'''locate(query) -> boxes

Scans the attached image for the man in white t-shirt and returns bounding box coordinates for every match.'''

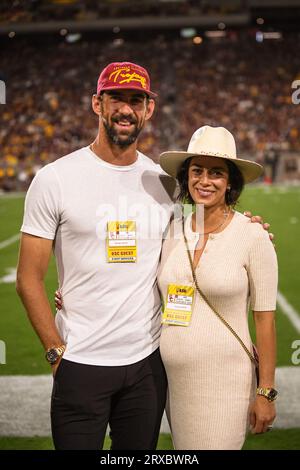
[16,62,176,450]
[16,61,272,450]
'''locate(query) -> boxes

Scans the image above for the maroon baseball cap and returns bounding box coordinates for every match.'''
[97,61,157,98]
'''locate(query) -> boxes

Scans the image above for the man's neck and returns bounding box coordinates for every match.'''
[91,134,138,166]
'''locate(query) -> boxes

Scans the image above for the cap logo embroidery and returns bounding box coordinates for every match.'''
[109,67,147,89]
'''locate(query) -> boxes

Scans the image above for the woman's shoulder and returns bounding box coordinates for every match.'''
[234,210,271,242]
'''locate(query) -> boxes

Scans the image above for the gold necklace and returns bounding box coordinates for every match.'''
[195,210,230,236]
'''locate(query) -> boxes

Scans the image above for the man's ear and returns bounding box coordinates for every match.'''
[92,94,101,116]
[145,98,155,121]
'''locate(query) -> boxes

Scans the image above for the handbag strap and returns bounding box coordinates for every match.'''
[182,217,257,365]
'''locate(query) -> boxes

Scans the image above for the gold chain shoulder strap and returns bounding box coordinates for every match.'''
[182,217,257,365]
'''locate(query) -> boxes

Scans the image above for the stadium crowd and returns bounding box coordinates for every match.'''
[0,0,236,24]
[0,32,299,191]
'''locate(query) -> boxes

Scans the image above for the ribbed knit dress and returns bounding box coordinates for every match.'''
[157,211,278,450]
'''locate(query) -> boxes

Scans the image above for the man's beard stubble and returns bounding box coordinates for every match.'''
[102,114,143,148]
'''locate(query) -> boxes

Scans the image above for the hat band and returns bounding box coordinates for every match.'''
[189,150,235,159]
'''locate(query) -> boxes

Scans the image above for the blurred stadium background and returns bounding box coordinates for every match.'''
[0,0,300,450]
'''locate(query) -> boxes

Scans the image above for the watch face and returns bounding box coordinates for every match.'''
[46,349,59,364]
[268,389,278,401]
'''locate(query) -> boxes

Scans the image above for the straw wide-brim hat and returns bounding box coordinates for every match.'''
[159,126,263,184]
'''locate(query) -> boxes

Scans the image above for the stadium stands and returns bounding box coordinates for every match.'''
[0,31,299,190]
[0,0,240,24]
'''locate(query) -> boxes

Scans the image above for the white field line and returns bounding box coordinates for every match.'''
[277,291,300,334]
[0,234,20,250]
[0,192,25,199]
[0,268,17,284]
[0,367,299,436]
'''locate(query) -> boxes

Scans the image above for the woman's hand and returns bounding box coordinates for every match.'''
[55,289,63,310]
[249,396,276,434]
[243,211,274,243]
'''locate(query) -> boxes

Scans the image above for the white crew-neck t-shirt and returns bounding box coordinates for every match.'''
[21,146,175,365]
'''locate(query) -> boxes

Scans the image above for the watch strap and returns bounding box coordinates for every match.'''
[256,387,278,402]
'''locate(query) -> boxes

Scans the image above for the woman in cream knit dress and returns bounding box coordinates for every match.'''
[158,126,278,450]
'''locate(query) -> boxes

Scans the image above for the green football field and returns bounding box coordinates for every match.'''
[0,185,300,450]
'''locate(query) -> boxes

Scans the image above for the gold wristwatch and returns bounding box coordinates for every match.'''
[45,345,66,365]
[256,387,278,402]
